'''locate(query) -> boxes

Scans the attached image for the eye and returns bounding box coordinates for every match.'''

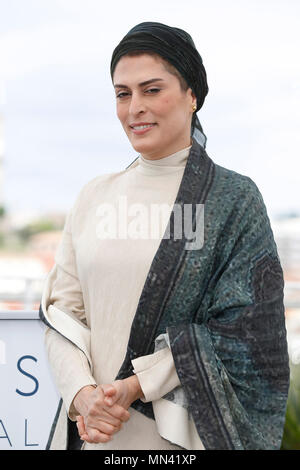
[146,88,161,94]
[116,88,161,99]
[116,92,130,99]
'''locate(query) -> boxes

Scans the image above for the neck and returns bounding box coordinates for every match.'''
[141,136,192,161]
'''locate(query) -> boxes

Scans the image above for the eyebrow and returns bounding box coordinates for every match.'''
[114,78,165,89]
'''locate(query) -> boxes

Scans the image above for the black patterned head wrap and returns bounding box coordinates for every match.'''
[110,21,209,148]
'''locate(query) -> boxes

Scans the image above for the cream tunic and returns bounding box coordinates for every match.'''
[44,145,192,450]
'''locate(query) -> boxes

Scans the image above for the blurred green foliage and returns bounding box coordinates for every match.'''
[281,361,300,449]
[17,220,61,242]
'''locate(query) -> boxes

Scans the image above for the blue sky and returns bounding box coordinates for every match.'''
[0,0,299,220]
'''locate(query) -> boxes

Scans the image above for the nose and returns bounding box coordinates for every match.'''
[128,90,145,116]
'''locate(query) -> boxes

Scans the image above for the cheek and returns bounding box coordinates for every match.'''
[157,97,188,126]
[161,96,173,108]
[154,97,176,118]
[116,104,127,124]
[157,92,186,114]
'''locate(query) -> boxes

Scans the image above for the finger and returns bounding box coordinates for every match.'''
[102,383,117,397]
[101,384,118,406]
[76,416,86,437]
[92,409,122,428]
[85,413,121,436]
[94,384,118,408]
[92,420,119,436]
[86,427,112,444]
[104,396,115,406]
[76,416,90,442]
[105,403,131,422]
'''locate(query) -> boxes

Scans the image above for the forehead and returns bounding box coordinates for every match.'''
[113,53,170,84]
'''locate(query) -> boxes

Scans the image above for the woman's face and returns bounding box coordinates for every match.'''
[113,53,196,159]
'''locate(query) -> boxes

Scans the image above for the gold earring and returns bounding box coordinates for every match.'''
[192,104,197,112]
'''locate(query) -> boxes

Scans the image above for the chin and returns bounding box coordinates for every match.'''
[129,138,159,156]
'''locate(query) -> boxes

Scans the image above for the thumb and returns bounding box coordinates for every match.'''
[101,383,118,405]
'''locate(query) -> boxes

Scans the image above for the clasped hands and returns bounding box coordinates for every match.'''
[73,375,144,444]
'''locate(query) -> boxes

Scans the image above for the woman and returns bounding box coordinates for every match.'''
[40,22,290,450]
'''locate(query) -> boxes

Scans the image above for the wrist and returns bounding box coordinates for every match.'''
[126,375,145,402]
[73,384,97,415]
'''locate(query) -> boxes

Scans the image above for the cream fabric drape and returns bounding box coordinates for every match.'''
[43,145,203,449]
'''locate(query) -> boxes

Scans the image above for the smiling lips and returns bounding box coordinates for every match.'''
[130,122,157,134]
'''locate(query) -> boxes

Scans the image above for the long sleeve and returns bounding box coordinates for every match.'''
[131,347,181,403]
[40,144,199,451]
[45,327,96,420]
[42,209,97,420]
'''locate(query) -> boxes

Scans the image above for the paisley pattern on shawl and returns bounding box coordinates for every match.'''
[40,138,289,450]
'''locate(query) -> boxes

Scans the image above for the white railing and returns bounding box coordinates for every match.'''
[0,276,45,312]
[284,281,300,308]
[0,310,39,319]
